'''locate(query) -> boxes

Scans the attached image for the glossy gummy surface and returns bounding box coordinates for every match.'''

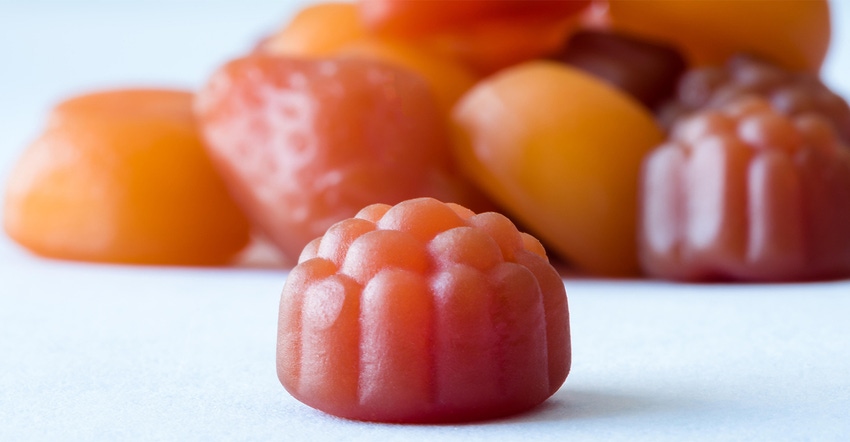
[452,61,664,277]
[358,0,591,74]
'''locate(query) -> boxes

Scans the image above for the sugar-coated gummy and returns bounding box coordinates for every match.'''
[277,198,570,423]
[196,56,486,266]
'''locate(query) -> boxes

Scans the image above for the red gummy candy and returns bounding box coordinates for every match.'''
[277,198,571,423]
[553,30,687,110]
[641,97,850,281]
[196,55,485,265]
[659,54,850,144]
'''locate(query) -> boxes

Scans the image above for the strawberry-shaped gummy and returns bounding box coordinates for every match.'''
[640,97,850,282]
[278,198,570,423]
[659,54,850,144]
[552,30,687,110]
[196,55,486,266]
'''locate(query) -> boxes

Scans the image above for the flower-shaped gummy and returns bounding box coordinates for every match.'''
[278,197,570,423]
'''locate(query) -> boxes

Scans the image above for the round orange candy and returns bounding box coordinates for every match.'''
[3,89,251,265]
[278,197,570,423]
[606,0,831,73]
[452,61,664,277]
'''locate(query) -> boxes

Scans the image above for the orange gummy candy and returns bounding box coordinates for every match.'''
[278,197,570,423]
[257,2,479,116]
[258,2,367,57]
[3,89,251,265]
[452,61,664,277]
[607,0,831,73]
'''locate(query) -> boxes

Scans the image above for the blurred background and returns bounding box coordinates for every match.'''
[0,0,848,234]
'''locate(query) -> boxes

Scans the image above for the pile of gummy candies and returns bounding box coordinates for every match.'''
[6,0,848,282]
[3,0,850,423]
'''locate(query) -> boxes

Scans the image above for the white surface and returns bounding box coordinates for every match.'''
[2,2,850,441]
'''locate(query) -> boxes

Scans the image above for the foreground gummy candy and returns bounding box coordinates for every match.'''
[277,198,570,423]
[3,89,251,265]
